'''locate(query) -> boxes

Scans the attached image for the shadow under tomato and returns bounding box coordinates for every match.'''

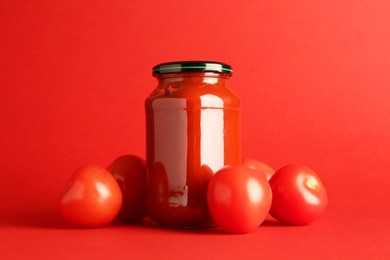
[133,220,289,235]
[123,217,226,235]
[262,219,284,226]
[261,218,312,228]
[1,206,70,229]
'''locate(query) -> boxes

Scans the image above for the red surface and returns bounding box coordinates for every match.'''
[1,0,389,259]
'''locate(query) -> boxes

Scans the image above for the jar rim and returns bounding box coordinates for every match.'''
[153,61,232,77]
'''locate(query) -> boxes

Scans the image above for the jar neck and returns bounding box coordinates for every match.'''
[155,72,230,85]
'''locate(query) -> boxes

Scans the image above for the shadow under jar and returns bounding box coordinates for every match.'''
[145,61,241,227]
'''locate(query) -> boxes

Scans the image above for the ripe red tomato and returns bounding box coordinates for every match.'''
[269,164,328,225]
[107,155,147,223]
[59,165,123,228]
[207,165,272,233]
[242,158,275,181]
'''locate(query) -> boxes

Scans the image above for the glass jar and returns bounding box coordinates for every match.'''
[145,61,241,227]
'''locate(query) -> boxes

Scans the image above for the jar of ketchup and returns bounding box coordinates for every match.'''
[145,61,241,227]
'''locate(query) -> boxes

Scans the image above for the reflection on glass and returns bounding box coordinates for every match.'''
[152,98,188,206]
[200,94,225,172]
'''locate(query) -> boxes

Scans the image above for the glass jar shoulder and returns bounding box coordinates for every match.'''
[146,78,240,110]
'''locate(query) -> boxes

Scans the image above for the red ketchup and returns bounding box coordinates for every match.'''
[145,61,241,227]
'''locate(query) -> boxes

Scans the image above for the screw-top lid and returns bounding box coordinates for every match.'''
[153,61,233,76]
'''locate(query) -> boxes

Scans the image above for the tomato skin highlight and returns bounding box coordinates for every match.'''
[207,165,272,234]
[107,155,147,223]
[59,165,123,228]
[269,164,328,225]
[242,159,275,181]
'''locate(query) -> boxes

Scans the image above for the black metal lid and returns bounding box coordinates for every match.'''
[153,61,233,76]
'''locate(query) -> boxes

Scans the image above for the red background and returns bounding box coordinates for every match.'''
[1,0,389,259]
